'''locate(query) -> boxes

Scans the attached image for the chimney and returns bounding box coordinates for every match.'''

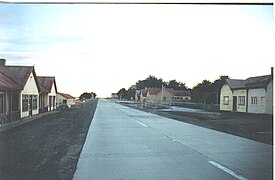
[0,59,6,66]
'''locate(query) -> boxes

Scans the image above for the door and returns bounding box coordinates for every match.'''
[29,95,33,116]
[260,97,266,113]
[233,96,237,112]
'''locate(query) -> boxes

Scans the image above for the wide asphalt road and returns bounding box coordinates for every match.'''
[73,99,272,180]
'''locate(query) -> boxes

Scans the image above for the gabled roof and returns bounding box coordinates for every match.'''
[245,75,272,89]
[0,65,40,91]
[58,92,75,99]
[225,74,272,90]
[0,72,21,90]
[37,76,57,93]
[147,88,161,95]
[225,79,246,89]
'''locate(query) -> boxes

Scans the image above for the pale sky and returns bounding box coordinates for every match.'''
[0,3,274,97]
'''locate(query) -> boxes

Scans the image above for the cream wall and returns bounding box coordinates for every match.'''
[48,84,57,111]
[21,72,39,118]
[233,89,247,113]
[146,90,173,104]
[220,84,247,113]
[247,88,266,114]
[220,84,233,111]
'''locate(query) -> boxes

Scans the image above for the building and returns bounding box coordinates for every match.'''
[57,92,75,108]
[172,90,191,102]
[135,89,147,102]
[220,69,273,114]
[145,87,191,104]
[0,59,40,124]
[37,76,58,113]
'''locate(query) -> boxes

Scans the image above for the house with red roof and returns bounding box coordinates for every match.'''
[57,92,76,108]
[37,76,57,113]
[0,59,40,124]
[146,87,191,104]
[220,68,273,114]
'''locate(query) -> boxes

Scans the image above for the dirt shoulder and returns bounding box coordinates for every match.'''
[122,102,273,145]
[0,99,98,180]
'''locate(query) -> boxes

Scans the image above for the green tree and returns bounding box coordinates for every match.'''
[117,88,127,99]
[80,92,96,99]
[166,80,188,90]
[191,76,229,104]
[135,75,164,89]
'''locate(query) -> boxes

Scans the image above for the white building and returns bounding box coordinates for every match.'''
[220,69,273,114]
[57,92,75,108]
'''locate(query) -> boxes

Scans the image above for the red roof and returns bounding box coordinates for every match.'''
[147,88,161,95]
[0,72,21,90]
[58,92,75,99]
[37,76,56,93]
[0,65,39,91]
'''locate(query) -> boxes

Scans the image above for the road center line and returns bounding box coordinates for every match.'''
[208,161,247,180]
[136,120,148,128]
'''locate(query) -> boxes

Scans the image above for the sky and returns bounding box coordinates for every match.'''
[0,3,274,97]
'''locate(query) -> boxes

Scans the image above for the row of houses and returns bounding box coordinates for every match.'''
[115,68,273,115]
[0,59,76,125]
[135,87,191,104]
[220,68,273,114]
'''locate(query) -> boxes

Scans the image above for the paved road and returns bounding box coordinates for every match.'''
[73,99,272,180]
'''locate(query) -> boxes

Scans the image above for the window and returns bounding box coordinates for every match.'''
[238,96,245,106]
[251,97,257,105]
[32,95,38,110]
[223,96,229,105]
[22,95,28,112]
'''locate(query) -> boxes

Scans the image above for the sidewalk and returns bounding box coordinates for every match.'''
[0,111,58,133]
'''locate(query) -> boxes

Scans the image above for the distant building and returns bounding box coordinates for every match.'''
[220,68,273,114]
[57,92,75,108]
[137,87,191,104]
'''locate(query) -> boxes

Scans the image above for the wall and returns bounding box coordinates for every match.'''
[219,84,233,111]
[266,80,273,114]
[247,88,266,114]
[48,83,57,111]
[232,89,247,113]
[21,72,39,118]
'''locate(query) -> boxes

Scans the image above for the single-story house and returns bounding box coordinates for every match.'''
[57,92,76,108]
[220,69,273,114]
[172,90,191,102]
[37,76,57,113]
[0,59,40,124]
[145,87,191,104]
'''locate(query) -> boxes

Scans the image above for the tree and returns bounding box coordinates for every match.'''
[166,80,188,90]
[135,75,164,89]
[191,76,229,104]
[117,88,127,99]
[80,92,97,99]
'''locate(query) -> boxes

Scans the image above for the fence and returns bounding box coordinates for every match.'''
[171,102,220,111]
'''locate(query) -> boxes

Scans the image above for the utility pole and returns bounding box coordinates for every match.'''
[161,84,164,104]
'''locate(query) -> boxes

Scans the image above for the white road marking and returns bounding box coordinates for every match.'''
[208,161,248,180]
[136,120,148,128]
